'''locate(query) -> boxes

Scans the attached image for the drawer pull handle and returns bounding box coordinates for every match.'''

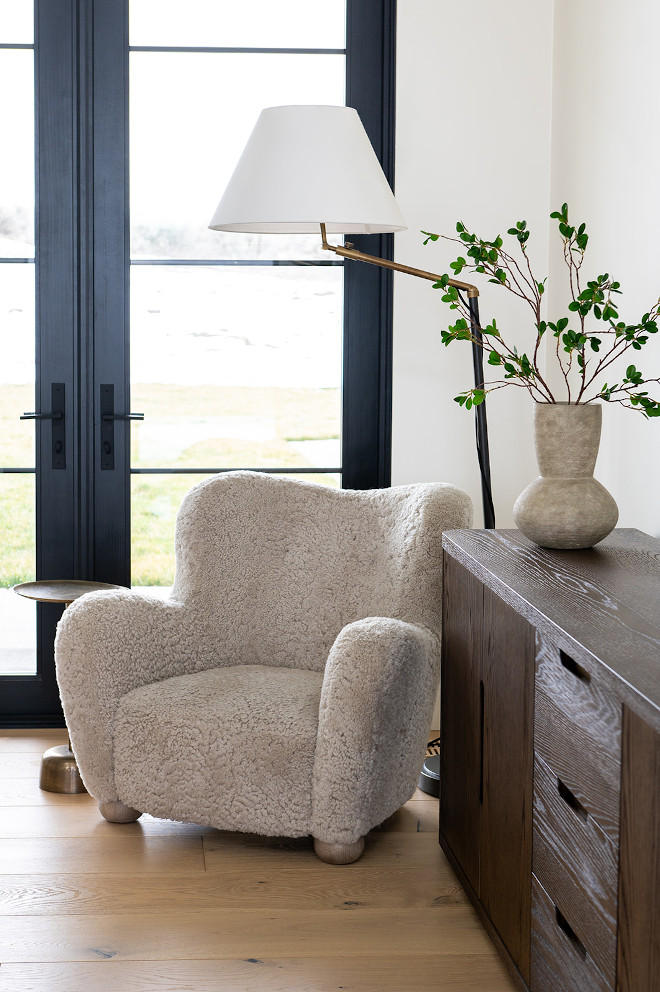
[560,650,591,684]
[557,777,588,822]
[555,906,587,959]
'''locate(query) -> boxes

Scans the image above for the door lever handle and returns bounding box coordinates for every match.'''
[19,383,66,469]
[101,412,144,421]
[20,411,63,420]
[100,384,143,470]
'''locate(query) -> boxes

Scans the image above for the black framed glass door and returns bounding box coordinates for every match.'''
[0,0,396,726]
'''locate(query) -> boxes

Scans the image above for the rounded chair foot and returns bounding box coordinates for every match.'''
[99,800,142,823]
[314,836,365,864]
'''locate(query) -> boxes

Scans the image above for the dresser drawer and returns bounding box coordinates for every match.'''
[531,874,613,992]
[533,752,618,983]
[535,631,621,842]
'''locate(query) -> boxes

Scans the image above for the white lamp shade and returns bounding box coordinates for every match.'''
[208,105,407,235]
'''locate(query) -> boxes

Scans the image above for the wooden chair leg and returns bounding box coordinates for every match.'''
[314,836,365,864]
[99,800,142,823]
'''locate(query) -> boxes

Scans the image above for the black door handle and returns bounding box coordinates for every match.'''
[20,411,63,421]
[100,384,144,470]
[20,383,66,469]
[102,412,144,421]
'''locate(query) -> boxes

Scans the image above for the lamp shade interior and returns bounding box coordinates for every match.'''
[208,104,406,235]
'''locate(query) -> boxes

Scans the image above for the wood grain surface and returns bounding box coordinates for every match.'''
[535,630,621,843]
[443,529,660,729]
[480,586,534,983]
[617,706,660,992]
[440,553,482,893]
[442,530,660,992]
[0,730,517,992]
[0,955,516,992]
[532,753,617,983]
[530,874,611,992]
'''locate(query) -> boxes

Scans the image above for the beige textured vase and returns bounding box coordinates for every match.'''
[513,402,618,550]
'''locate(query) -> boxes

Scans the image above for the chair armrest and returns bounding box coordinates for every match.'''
[311,616,440,845]
[54,590,211,801]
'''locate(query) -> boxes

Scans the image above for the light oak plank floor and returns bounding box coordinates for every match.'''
[0,730,516,992]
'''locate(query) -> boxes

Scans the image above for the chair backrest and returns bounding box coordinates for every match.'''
[171,471,472,671]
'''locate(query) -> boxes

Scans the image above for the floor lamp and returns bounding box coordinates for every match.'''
[208,105,496,795]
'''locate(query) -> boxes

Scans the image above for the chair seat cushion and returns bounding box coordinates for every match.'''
[114,664,324,836]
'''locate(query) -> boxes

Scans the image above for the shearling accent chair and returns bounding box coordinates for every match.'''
[55,471,472,863]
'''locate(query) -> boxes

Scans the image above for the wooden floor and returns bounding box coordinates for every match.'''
[0,730,516,992]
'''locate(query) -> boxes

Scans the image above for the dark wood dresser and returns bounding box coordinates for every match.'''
[439,528,660,992]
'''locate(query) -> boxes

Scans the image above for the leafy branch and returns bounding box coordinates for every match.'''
[423,204,660,418]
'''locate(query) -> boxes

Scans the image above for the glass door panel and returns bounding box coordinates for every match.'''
[129,19,346,594]
[0,48,34,254]
[0,30,35,677]
[2,0,80,722]
[129,52,345,258]
[130,265,342,468]
[129,0,346,49]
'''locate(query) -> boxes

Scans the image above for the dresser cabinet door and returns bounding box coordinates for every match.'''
[441,554,535,983]
[617,706,660,992]
[440,554,482,894]
[481,587,535,984]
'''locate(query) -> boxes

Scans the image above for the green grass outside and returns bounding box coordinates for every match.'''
[1,383,340,587]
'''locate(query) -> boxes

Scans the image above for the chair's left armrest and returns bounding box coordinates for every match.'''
[310,616,440,845]
[54,590,210,801]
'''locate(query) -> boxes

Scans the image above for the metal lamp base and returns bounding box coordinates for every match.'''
[39,744,87,794]
[417,753,440,797]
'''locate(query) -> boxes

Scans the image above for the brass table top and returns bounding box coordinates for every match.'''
[12,579,125,605]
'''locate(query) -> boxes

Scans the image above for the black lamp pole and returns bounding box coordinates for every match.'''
[468,296,496,529]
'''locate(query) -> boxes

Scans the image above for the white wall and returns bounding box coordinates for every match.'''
[393,0,555,527]
[548,0,660,538]
[394,0,660,539]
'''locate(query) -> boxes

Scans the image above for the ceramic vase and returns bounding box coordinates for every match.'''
[513,402,618,550]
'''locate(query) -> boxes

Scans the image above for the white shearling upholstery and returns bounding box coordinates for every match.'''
[55,471,472,850]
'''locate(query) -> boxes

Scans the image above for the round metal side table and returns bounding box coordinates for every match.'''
[12,579,125,794]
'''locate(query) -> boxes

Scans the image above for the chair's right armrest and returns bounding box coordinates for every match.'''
[54,589,208,801]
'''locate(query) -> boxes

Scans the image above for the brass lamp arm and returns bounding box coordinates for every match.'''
[319,223,479,299]
[319,223,495,530]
